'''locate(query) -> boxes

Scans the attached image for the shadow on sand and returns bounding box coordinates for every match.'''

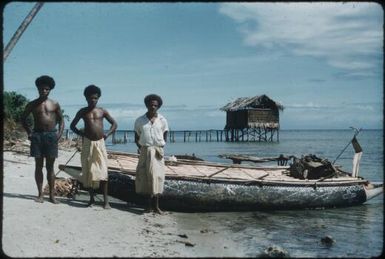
[3,192,145,214]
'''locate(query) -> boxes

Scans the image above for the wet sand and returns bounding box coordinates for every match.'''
[2,148,243,257]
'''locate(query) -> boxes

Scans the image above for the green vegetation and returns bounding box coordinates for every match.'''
[3,91,31,140]
[4,91,30,122]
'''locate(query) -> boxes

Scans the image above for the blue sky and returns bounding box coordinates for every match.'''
[3,2,383,130]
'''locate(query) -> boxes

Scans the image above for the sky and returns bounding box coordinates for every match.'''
[3,2,383,130]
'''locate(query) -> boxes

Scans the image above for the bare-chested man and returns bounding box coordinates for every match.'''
[70,85,117,209]
[22,75,64,204]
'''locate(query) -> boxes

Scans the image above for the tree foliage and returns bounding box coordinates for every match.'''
[3,91,31,140]
[3,91,30,122]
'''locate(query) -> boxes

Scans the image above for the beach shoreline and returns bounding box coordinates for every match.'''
[2,148,244,257]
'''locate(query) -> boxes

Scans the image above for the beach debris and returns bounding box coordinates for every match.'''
[178,234,188,239]
[153,223,164,228]
[142,228,156,235]
[43,178,79,198]
[321,235,335,246]
[259,245,290,258]
[3,139,30,154]
[176,240,195,247]
[200,228,217,234]
[58,138,81,151]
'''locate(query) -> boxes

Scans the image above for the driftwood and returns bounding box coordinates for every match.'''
[219,153,293,165]
[3,140,30,155]
[43,177,79,198]
[174,154,203,161]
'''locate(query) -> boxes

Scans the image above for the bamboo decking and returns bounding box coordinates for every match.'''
[103,151,364,185]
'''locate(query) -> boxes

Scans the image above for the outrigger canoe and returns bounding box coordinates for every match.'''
[59,150,383,212]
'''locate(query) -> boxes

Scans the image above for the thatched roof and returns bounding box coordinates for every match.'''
[220,94,284,112]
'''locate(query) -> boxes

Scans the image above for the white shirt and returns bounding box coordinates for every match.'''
[134,113,169,147]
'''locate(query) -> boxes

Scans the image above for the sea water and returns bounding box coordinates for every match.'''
[107,129,383,257]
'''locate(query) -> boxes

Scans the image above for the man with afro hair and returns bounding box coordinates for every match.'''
[70,85,117,209]
[21,75,64,204]
[134,94,169,214]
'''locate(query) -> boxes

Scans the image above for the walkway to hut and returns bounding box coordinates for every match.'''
[63,129,279,143]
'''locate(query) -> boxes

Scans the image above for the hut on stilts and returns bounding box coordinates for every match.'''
[220,94,284,142]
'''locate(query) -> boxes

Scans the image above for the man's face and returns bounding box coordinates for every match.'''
[38,85,51,98]
[147,100,159,114]
[86,93,99,108]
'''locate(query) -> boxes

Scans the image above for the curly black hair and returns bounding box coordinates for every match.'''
[35,75,55,89]
[144,94,163,108]
[84,85,101,98]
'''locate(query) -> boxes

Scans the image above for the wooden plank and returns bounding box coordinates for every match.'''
[208,167,229,178]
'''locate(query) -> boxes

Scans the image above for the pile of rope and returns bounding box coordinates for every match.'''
[43,177,79,198]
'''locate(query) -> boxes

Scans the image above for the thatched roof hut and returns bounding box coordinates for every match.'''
[221,95,284,130]
[220,94,284,112]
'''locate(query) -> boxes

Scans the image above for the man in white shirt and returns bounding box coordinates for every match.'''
[134,94,169,214]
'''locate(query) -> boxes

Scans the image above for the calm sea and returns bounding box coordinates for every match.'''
[107,129,383,257]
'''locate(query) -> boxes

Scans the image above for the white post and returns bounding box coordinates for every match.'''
[352,152,362,178]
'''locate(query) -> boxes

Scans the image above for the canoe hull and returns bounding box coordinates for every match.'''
[108,171,371,212]
[61,165,381,212]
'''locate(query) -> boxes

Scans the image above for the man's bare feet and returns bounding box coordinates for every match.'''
[87,199,95,207]
[103,203,111,209]
[143,207,153,213]
[34,196,44,203]
[49,197,60,204]
[154,207,164,215]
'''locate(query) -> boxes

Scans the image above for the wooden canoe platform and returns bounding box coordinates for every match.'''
[104,151,364,185]
[60,150,383,211]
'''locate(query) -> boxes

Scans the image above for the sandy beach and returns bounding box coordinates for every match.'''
[2,146,244,258]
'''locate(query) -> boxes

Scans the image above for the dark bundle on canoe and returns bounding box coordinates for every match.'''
[289,154,340,180]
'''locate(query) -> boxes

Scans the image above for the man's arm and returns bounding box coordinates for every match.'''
[21,102,33,139]
[134,132,141,150]
[163,118,169,144]
[56,102,65,140]
[103,109,118,139]
[70,110,84,137]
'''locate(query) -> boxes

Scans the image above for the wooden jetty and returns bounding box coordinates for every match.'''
[64,129,279,143]
[64,126,282,144]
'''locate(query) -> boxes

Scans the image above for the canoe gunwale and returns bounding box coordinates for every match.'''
[59,164,370,188]
[107,150,289,170]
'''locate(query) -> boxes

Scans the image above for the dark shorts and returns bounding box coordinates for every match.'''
[30,131,58,158]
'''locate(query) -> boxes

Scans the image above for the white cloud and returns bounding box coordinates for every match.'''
[284,101,379,112]
[108,107,146,120]
[219,2,383,77]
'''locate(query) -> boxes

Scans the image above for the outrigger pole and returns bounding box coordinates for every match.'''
[3,2,44,62]
[332,127,362,165]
